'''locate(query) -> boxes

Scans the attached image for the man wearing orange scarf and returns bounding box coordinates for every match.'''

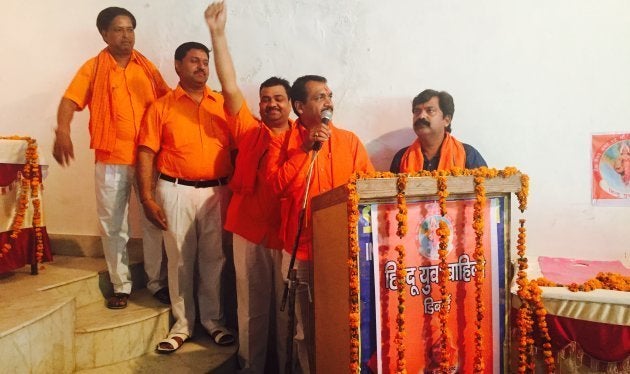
[52,7,170,309]
[390,89,486,173]
[206,2,292,372]
[265,75,374,373]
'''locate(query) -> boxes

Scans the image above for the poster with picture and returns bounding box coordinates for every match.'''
[592,133,630,206]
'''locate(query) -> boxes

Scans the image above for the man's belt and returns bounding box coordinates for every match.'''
[159,173,228,188]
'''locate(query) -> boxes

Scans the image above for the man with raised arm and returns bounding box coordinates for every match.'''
[265,74,375,373]
[206,2,293,372]
[52,7,170,309]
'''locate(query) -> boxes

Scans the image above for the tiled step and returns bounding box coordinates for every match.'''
[74,288,171,371]
[75,326,238,374]
[2,248,237,373]
[0,295,75,373]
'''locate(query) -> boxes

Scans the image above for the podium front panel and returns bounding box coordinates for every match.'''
[312,181,512,373]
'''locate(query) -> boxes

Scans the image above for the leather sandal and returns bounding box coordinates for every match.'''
[210,327,235,346]
[106,293,129,309]
[156,333,188,354]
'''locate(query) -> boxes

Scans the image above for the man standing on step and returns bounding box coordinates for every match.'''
[52,7,170,310]
[137,41,235,353]
[206,2,292,372]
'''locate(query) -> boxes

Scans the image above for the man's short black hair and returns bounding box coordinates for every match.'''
[412,89,455,133]
[260,77,291,98]
[96,7,136,33]
[174,42,210,61]
[290,75,327,116]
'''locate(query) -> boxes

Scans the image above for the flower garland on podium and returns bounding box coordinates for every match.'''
[395,173,408,373]
[345,167,533,373]
[0,136,44,266]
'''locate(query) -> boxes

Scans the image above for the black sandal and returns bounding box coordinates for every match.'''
[107,293,129,309]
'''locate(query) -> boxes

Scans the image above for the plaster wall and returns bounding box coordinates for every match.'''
[2,0,629,261]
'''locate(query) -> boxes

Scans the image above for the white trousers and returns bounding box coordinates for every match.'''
[138,174,167,295]
[95,163,133,294]
[94,163,166,295]
[157,179,229,337]
[281,251,312,374]
[233,234,287,374]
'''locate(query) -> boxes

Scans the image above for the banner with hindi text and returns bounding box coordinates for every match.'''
[359,197,506,373]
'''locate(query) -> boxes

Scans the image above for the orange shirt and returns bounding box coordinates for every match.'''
[265,119,374,260]
[64,51,169,165]
[223,103,292,249]
[138,85,233,180]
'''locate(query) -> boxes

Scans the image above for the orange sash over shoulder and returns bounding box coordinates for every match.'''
[399,133,466,172]
[89,49,165,152]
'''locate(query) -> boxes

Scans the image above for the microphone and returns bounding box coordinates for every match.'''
[313,109,333,151]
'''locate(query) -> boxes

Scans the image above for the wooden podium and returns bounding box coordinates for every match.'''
[310,174,523,373]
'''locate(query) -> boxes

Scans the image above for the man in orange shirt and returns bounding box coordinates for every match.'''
[52,7,170,309]
[137,42,234,353]
[265,75,374,373]
[206,2,292,372]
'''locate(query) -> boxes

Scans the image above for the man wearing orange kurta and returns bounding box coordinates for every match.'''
[265,75,374,373]
[52,7,170,309]
[206,3,292,372]
[389,89,486,173]
[137,42,234,354]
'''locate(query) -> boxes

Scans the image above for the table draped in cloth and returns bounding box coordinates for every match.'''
[0,139,52,273]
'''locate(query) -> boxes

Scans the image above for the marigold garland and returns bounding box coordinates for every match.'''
[515,219,556,373]
[0,136,44,265]
[344,167,534,373]
[394,174,408,373]
[436,175,452,372]
[346,173,361,373]
[472,171,487,373]
[535,273,630,292]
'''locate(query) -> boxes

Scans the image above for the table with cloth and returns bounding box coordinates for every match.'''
[511,256,630,373]
[0,138,52,274]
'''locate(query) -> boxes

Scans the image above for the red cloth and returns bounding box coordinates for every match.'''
[547,314,630,362]
[0,227,53,274]
[0,164,45,188]
[399,133,466,172]
[265,119,374,260]
[223,103,291,250]
[511,308,630,363]
[0,164,22,187]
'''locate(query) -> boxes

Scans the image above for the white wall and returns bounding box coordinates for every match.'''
[2,0,629,261]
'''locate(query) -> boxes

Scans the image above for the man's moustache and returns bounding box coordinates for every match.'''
[414,119,430,127]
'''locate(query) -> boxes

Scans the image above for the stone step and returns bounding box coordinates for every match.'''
[74,288,171,371]
[0,294,75,373]
[75,325,238,374]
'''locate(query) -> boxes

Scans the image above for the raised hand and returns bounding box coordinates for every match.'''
[205,1,227,33]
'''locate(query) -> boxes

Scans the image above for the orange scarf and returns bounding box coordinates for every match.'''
[399,133,466,172]
[229,125,272,195]
[89,49,165,152]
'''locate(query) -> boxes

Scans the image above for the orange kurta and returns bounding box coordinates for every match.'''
[64,49,169,165]
[265,119,374,260]
[223,103,292,250]
[138,85,232,180]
